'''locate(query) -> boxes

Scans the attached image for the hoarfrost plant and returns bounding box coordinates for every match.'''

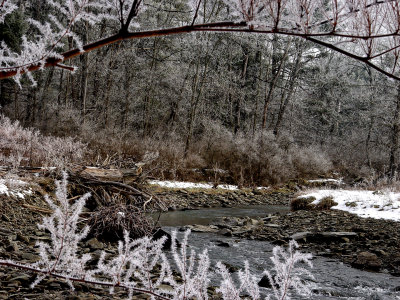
[31,172,92,288]
[216,260,261,299]
[0,173,313,300]
[264,240,314,300]
[0,114,86,168]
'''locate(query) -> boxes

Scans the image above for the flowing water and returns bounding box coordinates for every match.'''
[158,206,400,299]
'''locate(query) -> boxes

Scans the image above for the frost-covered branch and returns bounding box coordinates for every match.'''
[2,0,400,82]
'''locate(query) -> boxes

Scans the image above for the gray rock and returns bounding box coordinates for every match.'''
[185,224,219,233]
[17,233,30,243]
[9,274,30,284]
[21,252,40,262]
[321,232,357,238]
[291,232,312,240]
[214,240,230,247]
[6,242,19,252]
[353,251,382,270]
[264,223,280,228]
[217,228,232,236]
[258,274,274,288]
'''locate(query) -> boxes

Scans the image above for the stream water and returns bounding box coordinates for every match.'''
[158,206,400,299]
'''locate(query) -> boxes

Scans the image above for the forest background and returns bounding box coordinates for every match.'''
[1,0,400,186]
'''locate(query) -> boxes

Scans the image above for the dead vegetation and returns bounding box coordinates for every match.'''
[290,196,338,211]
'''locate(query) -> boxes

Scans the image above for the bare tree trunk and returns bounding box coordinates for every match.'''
[184,57,209,157]
[234,53,249,135]
[261,36,291,129]
[273,41,304,136]
[365,68,375,169]
[143,39,159,136]
[389,83,400,179]
[80,21,89,125]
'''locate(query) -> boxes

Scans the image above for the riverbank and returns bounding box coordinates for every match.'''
[1,175,399,299]
[148,185,293,209]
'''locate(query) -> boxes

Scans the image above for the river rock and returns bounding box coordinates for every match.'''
[321,232,357,239]
[217,228,232,236]
[86,238,104,250]
[6,241,19,252]
[353,251,382,270]
[258,274,278,288]
[290,232,312,241]
[214,240,230,247]
[153,228,176,250]
[185,224,219,233]
[21,252,40,262]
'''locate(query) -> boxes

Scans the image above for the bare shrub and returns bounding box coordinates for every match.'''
[290,197,315,211]
[0,114,86,169]
[314,196,338,210]
[67,118,333,186]
[290,145,333,178]
[197,128,332,186]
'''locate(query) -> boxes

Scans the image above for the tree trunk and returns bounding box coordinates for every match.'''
[234,54,249,135]
[184,57,209,157]
[389,83,400,179]
[261,36,291,129]
[273,41,304,136]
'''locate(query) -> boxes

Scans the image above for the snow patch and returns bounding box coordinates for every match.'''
[0,178,32,199]
[299,189,400,221]
[148,180,239,190]
[0,181,8,194]
[148,180,270,191]
[308,178,343,184]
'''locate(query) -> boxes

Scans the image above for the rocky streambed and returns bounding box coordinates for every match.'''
[185,208,400,277]
[154,186,400,277]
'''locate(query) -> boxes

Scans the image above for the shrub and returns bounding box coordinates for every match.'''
[0,114,86,169]
[290,197,316,211]
[314,196,338,210]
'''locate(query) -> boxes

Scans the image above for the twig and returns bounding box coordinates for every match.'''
[0,260,170,300]
[22,204,52,214]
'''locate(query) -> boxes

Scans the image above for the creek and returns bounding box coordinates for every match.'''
[158,206,400,299]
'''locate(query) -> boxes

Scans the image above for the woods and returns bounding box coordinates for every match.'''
[2,0,400,184]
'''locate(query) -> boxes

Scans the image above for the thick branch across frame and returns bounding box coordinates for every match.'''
[2,0,400,81]
[1,20,400,81]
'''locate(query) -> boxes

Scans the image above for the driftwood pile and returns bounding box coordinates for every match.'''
[68,166,167,240]
[3,164,166,240]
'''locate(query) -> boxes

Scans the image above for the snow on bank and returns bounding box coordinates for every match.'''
[148,180,239,190]
[0,178,32,199]
[299,189,400,221]
[307,178,344,185]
